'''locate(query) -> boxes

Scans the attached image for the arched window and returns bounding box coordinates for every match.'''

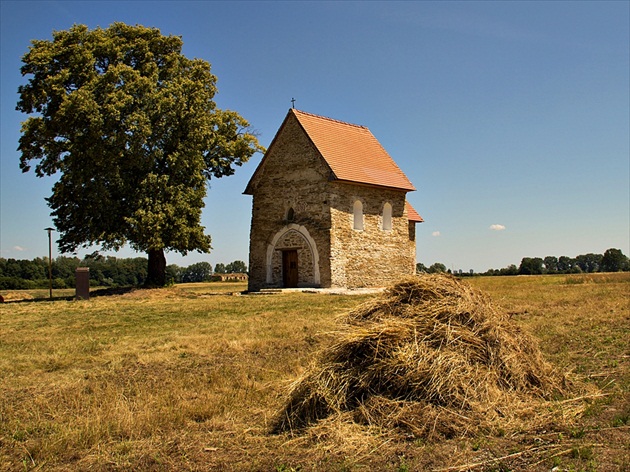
[353,200,363,230]
[286,207,295,222]
[382,202,392,231]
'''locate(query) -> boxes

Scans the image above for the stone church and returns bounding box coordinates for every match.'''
[244,109,422,292]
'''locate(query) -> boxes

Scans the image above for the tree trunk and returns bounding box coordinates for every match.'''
[146,248,167,287]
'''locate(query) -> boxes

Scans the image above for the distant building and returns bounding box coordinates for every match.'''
[214,273,248,282]
[244,109,422,291]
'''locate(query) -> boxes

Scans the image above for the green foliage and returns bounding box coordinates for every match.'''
[225,260,247,273]
[543,256,559,273]
[181,262,213,283]
[422,248,627,277]
[0,256,78,289]
[501,264,519,275]
[518,257,544,275]
[0,276,38,290]
[82,255,148,286]
[0,255,148,288]
[500,249,626,276]
[165,264,183,285]
[0,255,249,288]
[575,253,602,273]
[601,248,629,272]
[416,262,428,273]
[53,256,81,279]
[557,255,575,273]
[427,262,447,273]
[16,23,264,285]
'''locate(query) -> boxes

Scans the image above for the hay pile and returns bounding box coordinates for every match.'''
[273,275,570,439]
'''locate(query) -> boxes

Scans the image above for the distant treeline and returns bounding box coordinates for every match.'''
[418,248,629,276]
[0,255,247,290]
[3,248,626,291]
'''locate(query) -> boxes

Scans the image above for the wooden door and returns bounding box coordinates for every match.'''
[282,250,298,288]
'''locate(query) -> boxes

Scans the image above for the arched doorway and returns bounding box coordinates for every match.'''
[266,224,320,288]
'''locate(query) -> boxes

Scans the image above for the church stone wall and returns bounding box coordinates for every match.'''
[329,183,416,288]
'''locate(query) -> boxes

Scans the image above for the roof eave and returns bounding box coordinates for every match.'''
[331,178,416,193]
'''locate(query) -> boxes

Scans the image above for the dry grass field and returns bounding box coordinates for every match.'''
[1,273,628,471]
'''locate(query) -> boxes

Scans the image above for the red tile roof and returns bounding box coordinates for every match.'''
[292,109,416,192]
[406,201,424,223]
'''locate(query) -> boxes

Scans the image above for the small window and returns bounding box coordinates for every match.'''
[353,200,363,230]
[382,202,392,231]
[286,207,295,222]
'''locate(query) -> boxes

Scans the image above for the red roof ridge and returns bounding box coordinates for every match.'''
[292,109,368,131]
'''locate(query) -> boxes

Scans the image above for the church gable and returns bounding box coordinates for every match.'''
[243,111,331,195]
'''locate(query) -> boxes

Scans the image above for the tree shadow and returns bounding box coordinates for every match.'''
[1,286,136,303]
[2,295,74,304]
[90,286,136,297]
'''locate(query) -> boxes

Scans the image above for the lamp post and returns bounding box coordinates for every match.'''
[45,227,54,300]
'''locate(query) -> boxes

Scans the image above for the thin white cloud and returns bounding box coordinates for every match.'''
[489,224,506,231]
[432,231,441,237]
[13,245,26,251]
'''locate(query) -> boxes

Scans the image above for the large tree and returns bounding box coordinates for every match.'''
[181,261,213,283]
[17,23,263,286]
[601,248,628,272]
[225,260,247,273]
[575,253,602,273]
[518,257,544,275]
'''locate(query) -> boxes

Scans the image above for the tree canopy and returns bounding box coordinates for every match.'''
[17,23,264,286]
[225,260,247,273]
[418,248,628,277]
[601,248,629,272]
[181,262,213,283]
[518,257,544,275]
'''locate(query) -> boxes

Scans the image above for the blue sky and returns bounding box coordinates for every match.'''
[1,1,628,273]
